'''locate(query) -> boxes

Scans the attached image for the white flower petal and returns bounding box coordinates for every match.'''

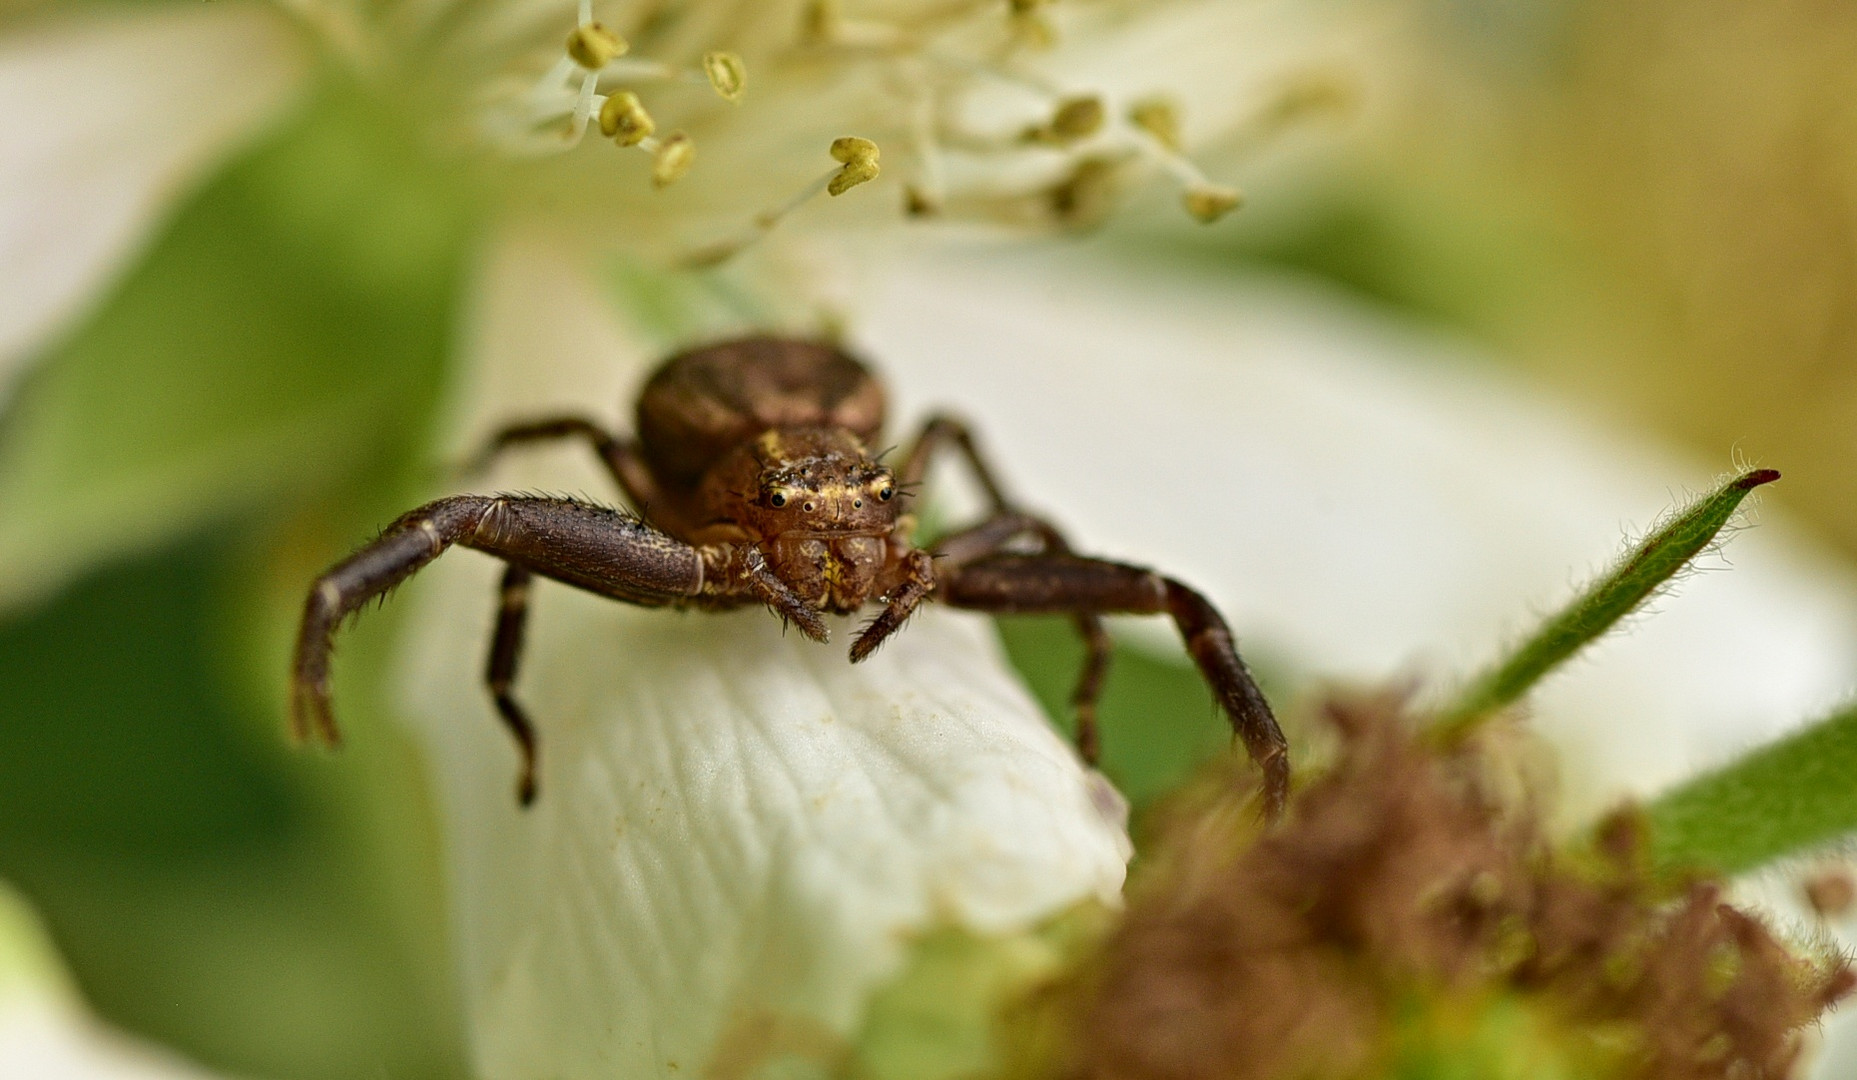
[857,246,1857,825]
[0,3,307,398]
[398,233,1129,1080]
[402,586,1127,1078]
[0,883,233,1080]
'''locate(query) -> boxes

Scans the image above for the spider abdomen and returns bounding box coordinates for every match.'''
[636,336,885,489]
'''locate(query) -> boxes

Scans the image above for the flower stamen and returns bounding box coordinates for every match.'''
[1121,101,1243,224]
[1021,95,1105,146]
[598,91,655,146]
[565,23,626,71]
[703,52,746,101]
[651,133,695,187]
[683,137,882,267]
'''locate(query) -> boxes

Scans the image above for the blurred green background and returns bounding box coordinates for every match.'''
[4,1,1856,1076]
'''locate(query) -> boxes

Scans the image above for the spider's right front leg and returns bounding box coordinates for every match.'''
[292,495,703,803]
[918,510,1116,767]
[936,554,1289,817]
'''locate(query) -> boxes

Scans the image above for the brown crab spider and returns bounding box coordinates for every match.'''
[291,337,1289,815]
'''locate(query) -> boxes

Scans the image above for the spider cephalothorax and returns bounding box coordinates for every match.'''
[291,336,1289,814]
[698,427,904,613]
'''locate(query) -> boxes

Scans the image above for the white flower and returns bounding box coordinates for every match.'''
[0,1,1333,1074]
[398,232,1857,1076]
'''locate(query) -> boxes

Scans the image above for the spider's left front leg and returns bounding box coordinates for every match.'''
[935,554,1290,818]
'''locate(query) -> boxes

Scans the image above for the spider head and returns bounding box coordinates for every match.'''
[741,426,900,540]
[701,425,902,611]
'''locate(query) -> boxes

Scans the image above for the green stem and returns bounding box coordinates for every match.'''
[1433,468,1780,742]
[1645,700,1857,877]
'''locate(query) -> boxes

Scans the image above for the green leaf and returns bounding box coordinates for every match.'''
[1432,467,1780,741]
[994,615,1290,809]
[0,528,465,1080]
[0,78,474,611]
[1643,699,1857,877]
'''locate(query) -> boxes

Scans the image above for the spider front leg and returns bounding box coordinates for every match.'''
[864,510,1115,766]
[896,422,1117,765]
[935,554,1290,818]
[292,495,703,805]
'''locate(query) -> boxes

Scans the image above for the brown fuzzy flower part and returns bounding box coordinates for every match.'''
[1025,694,1852,1080]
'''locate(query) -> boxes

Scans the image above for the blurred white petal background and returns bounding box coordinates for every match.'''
[0,3,306,398]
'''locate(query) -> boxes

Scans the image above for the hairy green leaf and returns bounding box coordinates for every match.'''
[1645,700,1857,877]
[1433,468,1779,741]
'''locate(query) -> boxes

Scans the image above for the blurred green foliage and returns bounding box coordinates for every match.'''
[0,75,475,610]
[0,532,462,1079]
[0,73,476,1078]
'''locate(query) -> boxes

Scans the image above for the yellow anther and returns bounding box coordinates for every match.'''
[1128,97,1182,151]
[1182,183,1242,223]
[1048,96,1104,141]
[565,22,626,70]
[599,91,654,146]
[652,133,695,187]
[1023,96,1103,146]
[903,185,939,217]
[830,136,880,166]
[704,52,746,101]
[828,158,879,196]
[1049,157,1118,225]
[1260,71,1358,130]
[826,137,880,196]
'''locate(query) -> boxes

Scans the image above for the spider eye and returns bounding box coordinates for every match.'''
[768,492,787,508]
[853,498,863,509]
[878,487,895,502]
[803,501,816,513]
